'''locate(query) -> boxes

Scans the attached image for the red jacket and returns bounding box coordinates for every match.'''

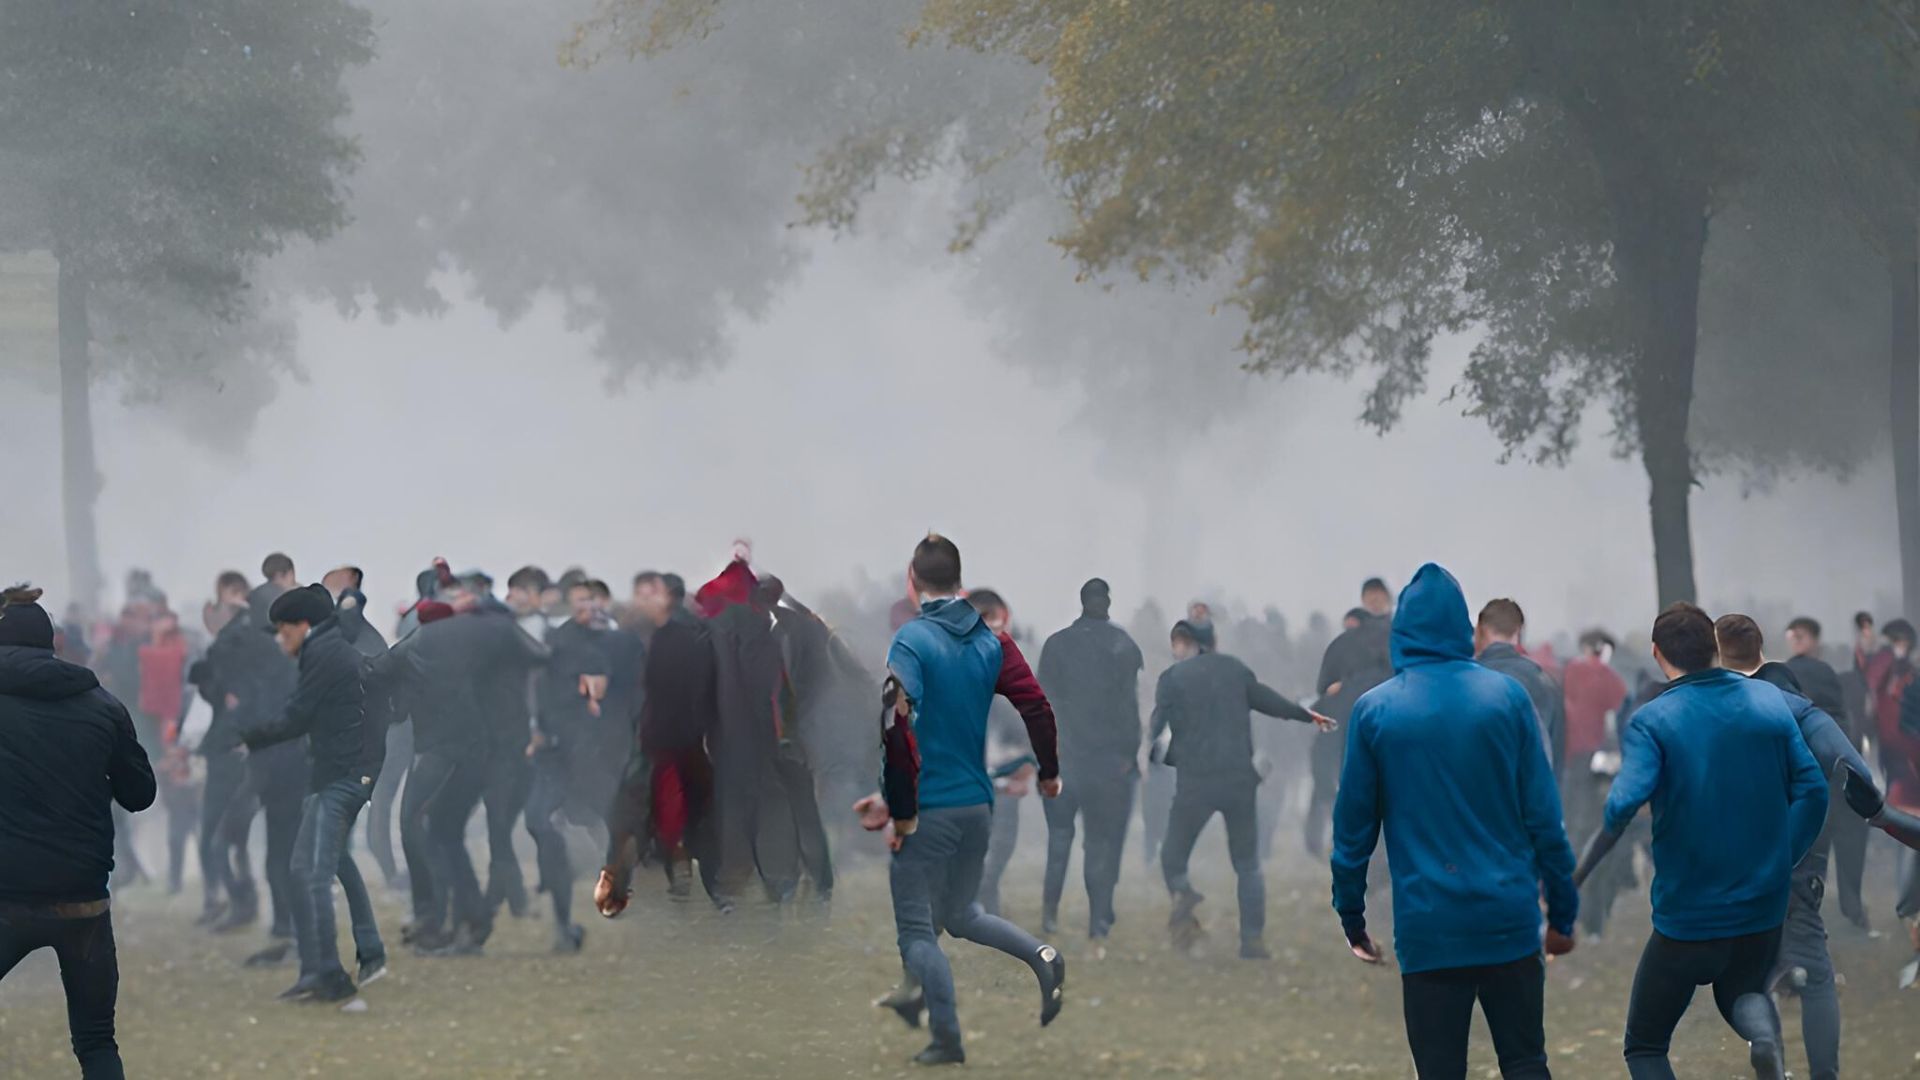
[1561,656,1626,766]
[138,633,188,738]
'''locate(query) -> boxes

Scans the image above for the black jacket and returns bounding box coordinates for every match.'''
[1477,642,1565,773]
[539,619,610,749]
[1151,650,1312,782]
[1037,614,1144,780]
[469,608,551,755]
[640,609,719,754]
[239,619,368,792]
[0,646,156,904]
[1785,654,1849,734]
[1314,615,1393,723]
[190,607,270,757]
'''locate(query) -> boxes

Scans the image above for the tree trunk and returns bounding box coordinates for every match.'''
[1619,195,1711,608]
[1893,217,1920,616]
[57,260,103,615]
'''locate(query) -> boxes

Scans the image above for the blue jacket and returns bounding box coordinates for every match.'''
[886,598,1003,811]
[1604,667,1827,941]
[1330,563,1576,974]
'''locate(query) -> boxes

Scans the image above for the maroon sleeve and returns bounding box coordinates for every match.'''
[996,634,1060,781]
[880,677,921,822]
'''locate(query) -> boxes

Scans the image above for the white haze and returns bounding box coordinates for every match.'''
[2,205,1902,656]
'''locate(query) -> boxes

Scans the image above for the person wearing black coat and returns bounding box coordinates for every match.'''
[1785,616,1872,935]
[238,584,384,1003]
[188,574,263,932]
[223,580,305,963]
[1036,579,1144,942]
[1474,599,1564,769]
[471,595,550,920]
[0,586,155,1080]
[525,583,611,953]
[1305,606,1392,855]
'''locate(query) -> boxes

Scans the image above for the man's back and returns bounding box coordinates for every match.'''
[1605,669,1825,940]
[887,598,1002,810]
[1154,651,1303,780]
[1331,563,1574,974]
[1784,653,1846,722]
[1037,616,1142,777]
[1478,642,1563,769]
[0,646,156,904]
[1315,616,1391,722]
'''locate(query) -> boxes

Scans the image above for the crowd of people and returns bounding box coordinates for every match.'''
[3,536,1920,1077]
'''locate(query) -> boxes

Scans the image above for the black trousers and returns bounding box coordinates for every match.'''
[198,749,253,912]
[1042,772,1135,937]
[402,750,489,938]
[1623,925,1782,1080]
[0,908,123,1079]
[1160,775,1263,943]
[1402,954,1549,1080]
[524,746,597,930]
[482,748,530,915]
[1826,802,1869,927]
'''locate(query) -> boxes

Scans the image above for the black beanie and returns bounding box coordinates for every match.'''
[0,594,55,649]
[1080,578,1112,619]
[269,583,335,627]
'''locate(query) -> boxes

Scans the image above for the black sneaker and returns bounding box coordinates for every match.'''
[552,924,585,954]
[276,978,319,1002]
[357,956,389,987]
[1040,910,1059,936]
[1037,944,1066,1027]
[305,971,357,1005]
[912,1041,966,1066]
[1239,940,1272,961]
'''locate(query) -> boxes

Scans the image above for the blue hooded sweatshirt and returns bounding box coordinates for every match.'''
[1330,563,1577,974]
[1604,666,1826,941]
[885,597,1004,811]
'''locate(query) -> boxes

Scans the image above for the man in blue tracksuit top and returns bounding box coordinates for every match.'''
[1585,602,1826,1080]
[1330,563,1577,1080]
[858,533,1067,1067]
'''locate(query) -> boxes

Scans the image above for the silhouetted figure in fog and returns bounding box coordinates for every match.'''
[1306,579,1393,856]
[526,580,610,952]
[228,554,305,968]
[1783,616,1870,937]
[0,585,155,1080]
[1036,578,1142,944]
[968,590,1035,921]
[1474,598,1564,769]
[860,534,1064,1066]
[1153,618,1333,960]
[1574,603,1825,1080]
[189,571,260,932]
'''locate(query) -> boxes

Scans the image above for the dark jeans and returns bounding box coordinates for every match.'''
[1774,855,1838,1080]
[367,721,412,887]
[246,742,308,939]
[979,791,1022,917]
[1402,954,1549,1080]
[1042,773,1134,937]
[1899,845,1920,922]
[1160,775,1264,944]
[525,747,583,930]
[402,750,488,938]
[289,777,384,980]
[1624,926,1783,1079]
[1303,732,1343,856]
[1140,761,1174,864]
[1826,801,1869,928]
[0,908,123,1079]
[483,748,530,915]
[159,774,200,896]
[435,755,493,940]
[774,743,834,897]
[889,804,1049,1047]
[199,750,253,912]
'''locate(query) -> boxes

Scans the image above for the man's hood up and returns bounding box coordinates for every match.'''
[1390,563,1474,672]
[921,597,984,638]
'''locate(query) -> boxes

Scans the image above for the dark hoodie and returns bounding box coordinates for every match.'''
[0,645,157,904]
[240,618,369,792]
[1037,602,1144,780]
[1331,563,1576,974]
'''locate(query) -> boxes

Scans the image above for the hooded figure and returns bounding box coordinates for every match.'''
[1330,564,1577,1080]
[1036,578,1144,940]
[0,588,156,1079]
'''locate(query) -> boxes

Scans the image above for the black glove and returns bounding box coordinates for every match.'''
[1840,764,1885,821]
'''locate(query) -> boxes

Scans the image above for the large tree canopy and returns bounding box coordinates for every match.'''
[0,1,372,607]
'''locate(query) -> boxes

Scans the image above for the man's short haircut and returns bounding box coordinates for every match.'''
[1361,577,1389,596]
[1578,628,1616,653]
[216,571,250,596]
[661,573,687,603]
[632,570,664,590]
[1477,598,1525,639]
[1855,610,1875,630]
[1786,616,1822,641]
[261,552,295,580]
[1885,618,1917,645]
[911,533,963,594]
[508,565,551,594]
[586,579,612,601]
[1170,620,1203,648]
[1713,613,1764,670]
[1652,602,1718,674]
[966,588,1007,619]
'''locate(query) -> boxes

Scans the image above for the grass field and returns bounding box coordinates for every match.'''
[2,822,1917,1079]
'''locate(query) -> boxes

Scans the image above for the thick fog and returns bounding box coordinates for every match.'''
[3,203,1899,644]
